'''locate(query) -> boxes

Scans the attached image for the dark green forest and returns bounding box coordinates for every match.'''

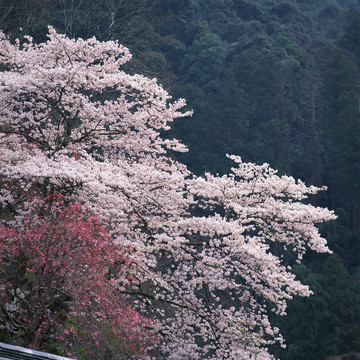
[1,0,360,358]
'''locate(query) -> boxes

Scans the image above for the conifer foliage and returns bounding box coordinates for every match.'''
[0,29,335,359]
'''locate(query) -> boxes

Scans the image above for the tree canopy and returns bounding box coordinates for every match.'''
[0,27,336,359]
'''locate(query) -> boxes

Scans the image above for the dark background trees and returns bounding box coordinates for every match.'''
[1,0,360,358]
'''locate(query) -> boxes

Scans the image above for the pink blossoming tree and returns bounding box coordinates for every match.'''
[0,194,155,359]
[0,28,335,359]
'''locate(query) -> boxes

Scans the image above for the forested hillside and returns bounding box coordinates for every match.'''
[1,0,360,359]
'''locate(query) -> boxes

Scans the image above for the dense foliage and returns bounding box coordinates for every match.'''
[1,0,360,358]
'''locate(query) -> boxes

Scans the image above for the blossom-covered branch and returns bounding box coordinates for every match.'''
[0,28,335,359]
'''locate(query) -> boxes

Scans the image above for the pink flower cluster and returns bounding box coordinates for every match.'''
[0,195,155,358]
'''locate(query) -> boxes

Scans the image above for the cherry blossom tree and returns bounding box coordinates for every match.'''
[0,28,335,359]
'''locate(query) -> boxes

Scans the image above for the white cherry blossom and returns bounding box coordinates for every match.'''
[0,28,335,359]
